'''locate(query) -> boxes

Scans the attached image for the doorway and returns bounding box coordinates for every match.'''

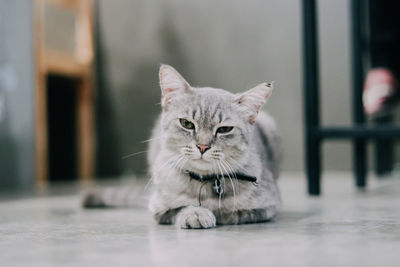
[46,74,78,181]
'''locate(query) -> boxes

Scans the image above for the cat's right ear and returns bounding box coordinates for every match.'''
[159,64,192,109]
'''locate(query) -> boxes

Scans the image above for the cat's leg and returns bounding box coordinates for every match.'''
[215,206,278,225]
[175,206,216,229]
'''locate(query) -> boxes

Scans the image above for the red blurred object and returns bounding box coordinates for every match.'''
[362,68,399,116]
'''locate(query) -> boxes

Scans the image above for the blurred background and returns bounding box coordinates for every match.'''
[2,2,400,265]
[0,0,390,189]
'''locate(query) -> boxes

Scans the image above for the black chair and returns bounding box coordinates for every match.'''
[302,0,398,195]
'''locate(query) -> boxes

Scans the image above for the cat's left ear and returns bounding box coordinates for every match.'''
[233,82,273,124]
[159,64,193,109]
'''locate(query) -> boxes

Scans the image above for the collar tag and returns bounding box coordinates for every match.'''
[213,179,223,195]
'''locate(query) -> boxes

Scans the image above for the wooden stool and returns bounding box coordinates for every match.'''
[34,0,95,183]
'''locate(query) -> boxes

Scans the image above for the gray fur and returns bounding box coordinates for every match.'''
[148,65,281,229]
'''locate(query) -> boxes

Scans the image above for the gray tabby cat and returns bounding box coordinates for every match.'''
[148,65,281,229]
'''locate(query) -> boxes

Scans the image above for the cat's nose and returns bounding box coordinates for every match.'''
[196,144,210,154]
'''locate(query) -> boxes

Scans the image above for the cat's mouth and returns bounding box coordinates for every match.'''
[189,158,214,171]
[193,158,210,163]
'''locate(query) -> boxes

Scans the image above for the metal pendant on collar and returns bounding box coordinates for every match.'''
[213,179,223,196]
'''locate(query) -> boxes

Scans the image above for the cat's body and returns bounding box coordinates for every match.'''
[148,110,281,227]
[147,66,281,228]
[83,65,282,229]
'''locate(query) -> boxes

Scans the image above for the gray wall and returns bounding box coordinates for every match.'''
[97,0,353,175]
[0,0,35,187]
[0,0,360,187]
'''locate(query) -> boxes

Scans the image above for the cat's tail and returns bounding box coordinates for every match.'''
[82,186,146,208]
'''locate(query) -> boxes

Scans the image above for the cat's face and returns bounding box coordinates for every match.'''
[159,65,272,174]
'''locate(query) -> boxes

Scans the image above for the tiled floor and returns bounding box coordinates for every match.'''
[1,172,400,267]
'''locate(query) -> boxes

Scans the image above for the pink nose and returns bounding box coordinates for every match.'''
[196,144,210,154]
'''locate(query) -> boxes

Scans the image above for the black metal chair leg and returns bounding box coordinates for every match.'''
[351,0,367,188]
[302,0,321,195]
[354,141,367,187]
[306,136,321,195]
[375,115,394,175]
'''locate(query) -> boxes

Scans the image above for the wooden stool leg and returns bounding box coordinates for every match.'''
[77,76,95,180]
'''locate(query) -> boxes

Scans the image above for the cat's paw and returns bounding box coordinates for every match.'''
[176,206,216,229]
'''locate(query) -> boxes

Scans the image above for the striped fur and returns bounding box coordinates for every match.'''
[83,65,282,229]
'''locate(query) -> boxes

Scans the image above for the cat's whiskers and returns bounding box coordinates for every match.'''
[158,155,184,186]
[225,156,243,171]
[217,162,236,211]
[209,150,223,160]
[213,163,226,203]
[218,161,237,211]
[144,154,182,193]
[221,158,237,190]
[220,159,240,195]
[140,137,161,143]
[220,163,235,212]
[227,158,247,191]
[121,150,149,160]
[213,162,226,212]
[175,155,189,173]
[220,164,227,206]
[182,150,195,157]
[223,159,240,186]
[215,162,224,210]
[167,154,187,181]
[226,157,246,188]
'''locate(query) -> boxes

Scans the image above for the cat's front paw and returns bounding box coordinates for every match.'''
[176,206,216,229]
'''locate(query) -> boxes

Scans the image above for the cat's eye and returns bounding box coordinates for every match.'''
[216,126,234,134]
[179,118,195,130]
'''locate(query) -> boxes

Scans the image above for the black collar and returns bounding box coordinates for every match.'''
[186,171,257,183]
[186,170,258,201]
